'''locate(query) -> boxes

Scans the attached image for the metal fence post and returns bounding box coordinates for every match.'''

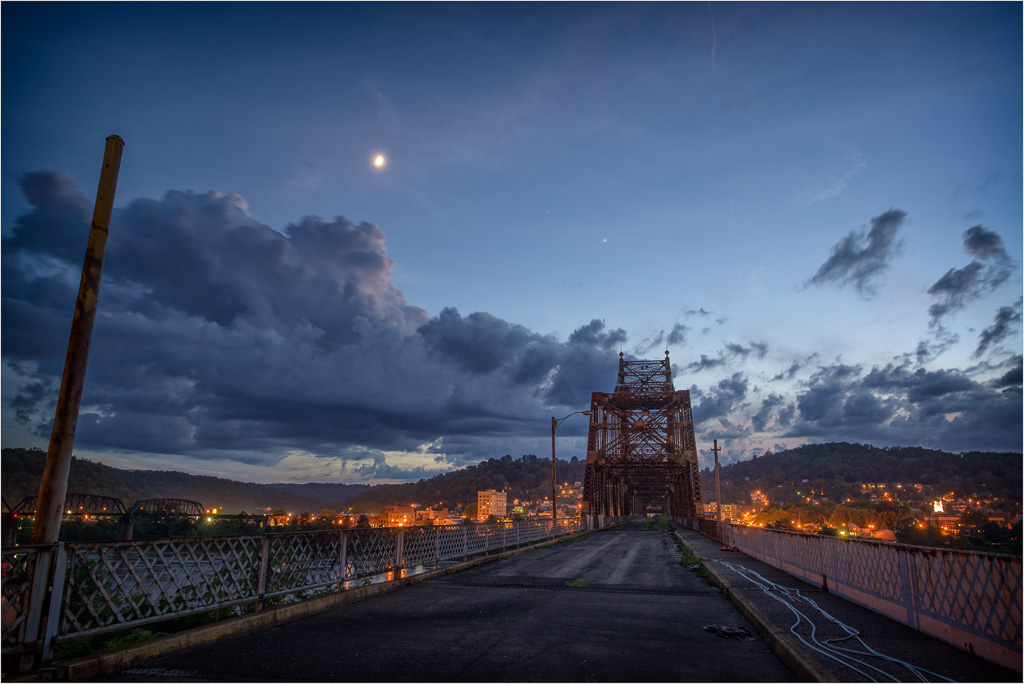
[19,545,55,671]
[256,535,271,612]
[396,529,405,569]
[40,543,68,664]
[434,527,440,568]
[340,530,348,586]
[462,525,468,561]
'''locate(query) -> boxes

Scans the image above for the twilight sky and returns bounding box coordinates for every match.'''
[2,2,1021,485]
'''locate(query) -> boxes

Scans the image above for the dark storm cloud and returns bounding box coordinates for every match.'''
[974,298,1023,357]
[1,172,624,470]
[750,393,787,432]
[804,209,906,297]
[770,354,819,382]
[994,356,1022,389]
[693,373,749,425]
[686,354,726,373]
[927,225,1016,324]
[666,323,689,345]
[784,358,1020,451]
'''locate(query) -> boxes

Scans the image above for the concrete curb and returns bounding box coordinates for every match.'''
[48,533,593,681]
[673,531,836,683]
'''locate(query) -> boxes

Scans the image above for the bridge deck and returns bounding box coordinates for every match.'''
[104,520,796,682]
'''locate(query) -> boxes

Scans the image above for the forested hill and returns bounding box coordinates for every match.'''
[700,442,1021,507]
[1,448,369,514]
[342,454,587,512]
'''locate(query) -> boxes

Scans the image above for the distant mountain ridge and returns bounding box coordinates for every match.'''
[1,448,369,514]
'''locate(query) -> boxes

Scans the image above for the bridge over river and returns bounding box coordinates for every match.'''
[92,519,1017,683]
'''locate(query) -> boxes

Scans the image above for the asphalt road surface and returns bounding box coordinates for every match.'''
[104,519,798,682]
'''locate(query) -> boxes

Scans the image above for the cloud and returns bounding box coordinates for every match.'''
[781,358,1020,451]
[927,225,1016,324]
[692,373,749,426]
[4,172,1020,483]
[685,340,769,372]
[994,356,1022,389]
[750,393,788,432]
[975,298,1023,357]
[804,209,906,297]
[1,172,625,476]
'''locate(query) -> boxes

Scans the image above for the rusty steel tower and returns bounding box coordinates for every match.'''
[581,352,702,518]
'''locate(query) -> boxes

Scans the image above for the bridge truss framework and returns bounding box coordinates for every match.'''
[581,352,702,518]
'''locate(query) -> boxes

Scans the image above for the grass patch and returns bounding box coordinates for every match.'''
[564,580,589,589]
[640,514,672,532]
[673,535,718,587]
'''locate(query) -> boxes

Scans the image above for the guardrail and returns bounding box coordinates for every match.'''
[3,515,623,670]
[678,517,1022,671]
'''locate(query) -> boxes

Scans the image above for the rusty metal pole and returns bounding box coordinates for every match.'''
[31,135,124,545]
[712,439,722,521]
[551,417,558,535]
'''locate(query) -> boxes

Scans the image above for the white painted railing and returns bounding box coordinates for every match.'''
[679,517,1022,671]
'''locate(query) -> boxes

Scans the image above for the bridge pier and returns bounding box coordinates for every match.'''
[116,515,134,540]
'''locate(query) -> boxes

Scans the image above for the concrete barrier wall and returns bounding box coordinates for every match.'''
[685,518,1021,671]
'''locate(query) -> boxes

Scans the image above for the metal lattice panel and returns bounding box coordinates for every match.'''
[912,548,1022,647]
[344,528,398,578]
[60,536,263,637]
[400,526,440,567]
[266,532,343,595]
[437,525,468,560]
[1,547,43,651]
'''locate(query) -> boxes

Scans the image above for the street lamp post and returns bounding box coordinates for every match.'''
[551,410,591,531]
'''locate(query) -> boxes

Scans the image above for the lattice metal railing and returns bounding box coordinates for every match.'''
[59,536,264,637]
[1,546,48,654]
[711,522,1022,671]
[4,516,611,669]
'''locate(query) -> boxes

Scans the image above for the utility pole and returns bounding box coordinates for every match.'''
[712,439,722,522]
[32,135,124,545]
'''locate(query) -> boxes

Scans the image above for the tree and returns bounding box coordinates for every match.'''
[355,514,370,528]
[959,510,989,528]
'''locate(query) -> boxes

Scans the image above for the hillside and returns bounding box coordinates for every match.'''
[1,448,368,514]
[700,442,1021,509]
[342,454,587,513]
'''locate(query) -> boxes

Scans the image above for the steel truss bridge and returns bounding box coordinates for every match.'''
[582,352,702,518]
[10,493,126,517]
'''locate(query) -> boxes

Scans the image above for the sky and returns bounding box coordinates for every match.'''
[2,2,1021,485]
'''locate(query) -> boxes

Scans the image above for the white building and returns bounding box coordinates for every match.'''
[478,490,507,520]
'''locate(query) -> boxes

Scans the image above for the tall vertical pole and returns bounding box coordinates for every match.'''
[551,417,558,531]
[712,439,722,521]
[31,135,124,545]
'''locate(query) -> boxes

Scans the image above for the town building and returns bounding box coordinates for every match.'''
[703,503,738,522]
[478,490,507,520]
[416,507,450,523]
[385,504,416,527]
